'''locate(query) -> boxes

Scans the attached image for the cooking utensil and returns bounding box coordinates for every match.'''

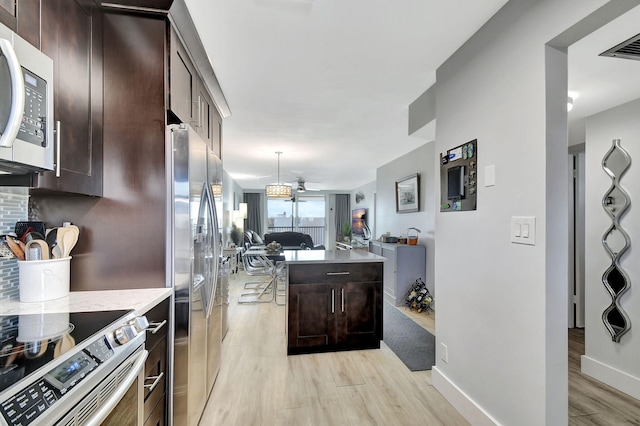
[4,235,25,260]
[15,221,46,241]
[55,227,77,258]
[25,239,50,260]
[60,229,78,257]
[46,228,59,258]
[60,225,79,257]
[24,231,46,244]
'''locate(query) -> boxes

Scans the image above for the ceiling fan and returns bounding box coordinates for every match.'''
[294,178,320,193]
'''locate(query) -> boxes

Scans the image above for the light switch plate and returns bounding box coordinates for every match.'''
[511,216,536,245]
[485,165,496,187]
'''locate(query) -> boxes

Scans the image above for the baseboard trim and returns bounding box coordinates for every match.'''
[581,355,640,400]
[432,366,500,426]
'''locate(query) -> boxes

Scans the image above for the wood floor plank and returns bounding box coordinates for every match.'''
[275,407,313,426]
[336,384,386,426]
[272,354,309,411]
[203,272,640,426]
[324,351,367,387]
[299,353,350,426]
[568,328,640,424]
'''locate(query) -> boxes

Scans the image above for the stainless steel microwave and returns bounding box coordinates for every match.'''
[0,22,54,174]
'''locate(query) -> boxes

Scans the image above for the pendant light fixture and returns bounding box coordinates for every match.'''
[265,151,292,198]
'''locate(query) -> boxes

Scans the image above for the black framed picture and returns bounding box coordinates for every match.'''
[396,173,419,213]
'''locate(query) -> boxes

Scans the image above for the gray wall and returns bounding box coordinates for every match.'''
[427,0,622,424]
[583,98,640,398]
[374,143,435,297]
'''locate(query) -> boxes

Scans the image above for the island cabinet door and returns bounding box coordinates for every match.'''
[288,283,338,351]
[336,281,382,349]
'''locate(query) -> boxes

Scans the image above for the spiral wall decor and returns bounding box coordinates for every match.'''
[601,139,631,342]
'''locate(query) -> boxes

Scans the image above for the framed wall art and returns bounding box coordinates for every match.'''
[396,173,419,213]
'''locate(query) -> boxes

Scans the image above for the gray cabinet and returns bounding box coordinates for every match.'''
[369,241,426,306]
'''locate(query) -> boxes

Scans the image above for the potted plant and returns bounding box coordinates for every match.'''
[229,223,242,247]
[342,222,352,242]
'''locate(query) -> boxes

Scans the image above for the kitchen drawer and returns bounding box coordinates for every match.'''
[144,336,167,422]
[144,298,169,351]
[288,262,383,284]
[144,394,166,426]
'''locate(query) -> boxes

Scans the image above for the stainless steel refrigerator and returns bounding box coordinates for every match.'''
[166,123,223,426]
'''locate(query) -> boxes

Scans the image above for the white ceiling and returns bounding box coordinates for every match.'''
[184,0,640,192]
[568,5,640,143]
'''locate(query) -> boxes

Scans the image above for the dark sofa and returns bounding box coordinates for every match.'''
[263,231,323,250]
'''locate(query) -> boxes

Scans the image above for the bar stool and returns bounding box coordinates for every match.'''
[238,253,275,304]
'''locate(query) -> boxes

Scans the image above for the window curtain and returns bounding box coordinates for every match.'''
[243,193,262,236]
[335,194,350,241]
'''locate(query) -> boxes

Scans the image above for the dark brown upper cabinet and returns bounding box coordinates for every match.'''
[0,0,16,29]
[36,0,103,196]
[168,26,197,127]
[100,0,173,12]
[0,0,103,195]
[169,25,223,157]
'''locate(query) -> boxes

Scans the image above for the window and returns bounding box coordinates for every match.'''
[267,195,325,246]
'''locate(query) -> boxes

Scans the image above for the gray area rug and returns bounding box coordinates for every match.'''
[383,301,435,371]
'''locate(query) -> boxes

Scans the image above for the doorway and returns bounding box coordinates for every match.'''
[568,145,585,329]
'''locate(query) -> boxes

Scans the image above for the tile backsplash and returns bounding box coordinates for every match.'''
[0,187,29,300]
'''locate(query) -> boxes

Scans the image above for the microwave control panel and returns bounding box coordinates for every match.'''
[18,68,47,147]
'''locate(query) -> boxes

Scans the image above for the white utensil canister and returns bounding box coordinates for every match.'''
[18,257,71,302]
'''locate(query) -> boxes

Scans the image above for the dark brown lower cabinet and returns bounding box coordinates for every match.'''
[144,298,169,426]
[287,262,383,355]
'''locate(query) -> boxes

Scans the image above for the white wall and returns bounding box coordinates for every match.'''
[583,98,640,399]
[429,1,614,424]
[375,143,436,297]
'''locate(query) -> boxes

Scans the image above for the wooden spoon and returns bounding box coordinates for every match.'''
[61,230,78,257]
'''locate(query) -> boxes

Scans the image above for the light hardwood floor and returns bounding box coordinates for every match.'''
[568,328,640,425]
[199,272,467,425]
[200,272,640,425]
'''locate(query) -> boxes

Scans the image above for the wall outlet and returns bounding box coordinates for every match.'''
[441,343,448,363]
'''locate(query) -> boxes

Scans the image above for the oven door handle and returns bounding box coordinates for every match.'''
[84,349,148,426]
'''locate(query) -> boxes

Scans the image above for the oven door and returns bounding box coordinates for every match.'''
[57,348,148,426]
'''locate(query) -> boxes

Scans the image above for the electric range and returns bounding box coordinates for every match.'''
[0,309,148,425]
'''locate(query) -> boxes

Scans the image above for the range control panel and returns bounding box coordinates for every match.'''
[0,337,114,426]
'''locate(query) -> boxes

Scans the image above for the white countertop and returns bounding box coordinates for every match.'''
[284,249,385,264]
[0,288,172,316]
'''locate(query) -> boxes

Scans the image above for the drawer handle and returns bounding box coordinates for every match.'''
[331,289,335,313]
[326,272,350,276]
[147,320,167,335]
[341,288,345,312]
[144,371,165,392]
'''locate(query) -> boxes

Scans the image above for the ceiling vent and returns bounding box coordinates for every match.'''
[600,33,640,60]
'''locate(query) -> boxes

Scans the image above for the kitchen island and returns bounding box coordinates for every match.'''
[284,250,385,355]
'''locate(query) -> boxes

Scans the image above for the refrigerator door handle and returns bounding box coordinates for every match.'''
[199,182,219,319]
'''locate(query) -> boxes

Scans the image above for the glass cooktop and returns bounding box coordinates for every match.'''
[0,310,130,394]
